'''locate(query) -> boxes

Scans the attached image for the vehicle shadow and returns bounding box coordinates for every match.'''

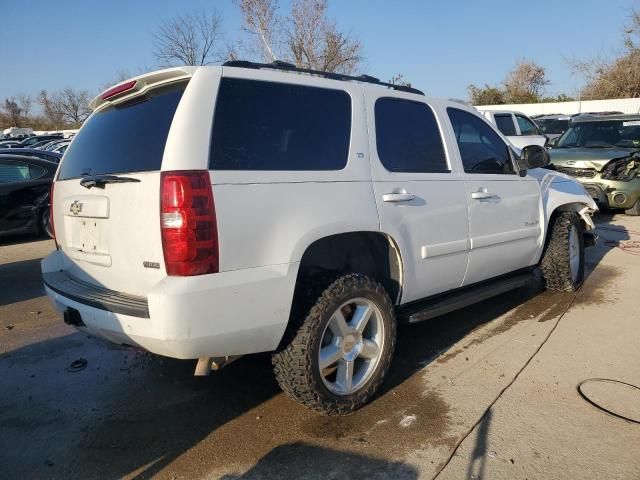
[219,442,419,479]
[0,258,47,306]
[0,281,546,479]
[0,233,50,247]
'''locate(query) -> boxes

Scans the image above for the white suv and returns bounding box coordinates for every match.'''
[478,109,548,150]
[43,62,597,414]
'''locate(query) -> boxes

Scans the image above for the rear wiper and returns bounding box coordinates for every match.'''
[79,174,141,189]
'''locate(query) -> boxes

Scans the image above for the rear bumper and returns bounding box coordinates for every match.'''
[42,251,299,359]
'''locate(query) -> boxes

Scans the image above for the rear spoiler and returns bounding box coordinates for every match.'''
[90,67,198,111]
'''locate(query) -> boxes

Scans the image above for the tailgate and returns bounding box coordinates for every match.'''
[51,79,190,297]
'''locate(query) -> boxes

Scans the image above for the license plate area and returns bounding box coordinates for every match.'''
[69,217,110,255]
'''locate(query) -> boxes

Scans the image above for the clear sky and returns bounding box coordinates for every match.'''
[0,0,634,101]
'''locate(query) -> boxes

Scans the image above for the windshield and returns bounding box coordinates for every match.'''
[536,118,569,135]
[556,120,640,148]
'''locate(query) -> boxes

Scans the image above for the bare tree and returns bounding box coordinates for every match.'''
[17,94,32,120]
[153,10,225,67]
[39,90,65,130]
[569,7,640,99]
[235,0,363,74]
[503,59,549,103]
[55,88,91,125]
[468,59,551,105]
[2,98,23,126]
[235,0,282,61]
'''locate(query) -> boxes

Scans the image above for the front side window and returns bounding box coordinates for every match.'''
[0,160,30,183]
[516,115,540,136]
[210,78,351,170]
[374,98,448,173]
[494,114,517,136]
[447,108,514,174]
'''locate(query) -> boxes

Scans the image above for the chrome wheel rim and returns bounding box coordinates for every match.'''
[318,298,385,396]
[569,225,580,283]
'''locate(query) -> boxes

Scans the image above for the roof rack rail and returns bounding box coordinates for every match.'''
[222,60,425,96]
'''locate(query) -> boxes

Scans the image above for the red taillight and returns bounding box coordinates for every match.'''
[160,171,218,276]
[101,80,137,100]
[49,182,56,244]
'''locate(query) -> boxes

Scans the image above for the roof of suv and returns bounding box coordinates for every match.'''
[92,62,427,112]
[571,113,640,124]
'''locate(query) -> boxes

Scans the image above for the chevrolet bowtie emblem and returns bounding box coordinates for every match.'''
[70,200,83,215]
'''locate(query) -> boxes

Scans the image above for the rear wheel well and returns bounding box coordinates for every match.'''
[295,232,402,305]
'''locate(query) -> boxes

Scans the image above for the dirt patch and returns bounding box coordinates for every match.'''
[576,265,621,306]
[303,381,456,454]
[437,289,574,364]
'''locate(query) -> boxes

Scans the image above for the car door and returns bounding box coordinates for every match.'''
[515,113,546,148]
[0,159,50,233]
[368,95,469,303]
[445,107,541,286]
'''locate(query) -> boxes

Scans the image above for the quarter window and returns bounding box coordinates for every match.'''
[447,108,514,174]
[210,78,351,170]
[0,160,30,183]
[374,98,448,173]
[494,114,517,136]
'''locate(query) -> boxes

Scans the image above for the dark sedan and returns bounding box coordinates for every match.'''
[0,154,57,238]
[14,134,63,148]
[0,148,62,163]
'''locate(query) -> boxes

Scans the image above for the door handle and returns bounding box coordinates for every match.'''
[383,192,415,203]
[471,189,495,200]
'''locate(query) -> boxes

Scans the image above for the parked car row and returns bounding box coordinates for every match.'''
[0,132,70,238]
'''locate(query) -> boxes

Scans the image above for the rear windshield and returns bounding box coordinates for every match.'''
[58,82,186,180]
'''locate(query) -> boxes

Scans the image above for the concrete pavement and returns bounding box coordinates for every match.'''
[0,214,638,479]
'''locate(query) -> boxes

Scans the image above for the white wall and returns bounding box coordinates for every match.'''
[477,97,640,116]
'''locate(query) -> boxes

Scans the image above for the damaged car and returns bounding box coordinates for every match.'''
[549,114,640,215]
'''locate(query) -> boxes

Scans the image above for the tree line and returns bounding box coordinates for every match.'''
[2,0,639,129]
[470,7,640,105]
[1,0,368,131]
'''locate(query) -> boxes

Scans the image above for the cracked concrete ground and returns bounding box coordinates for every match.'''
[0,213,638,479]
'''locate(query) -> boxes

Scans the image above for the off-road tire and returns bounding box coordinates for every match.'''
[272,274,396,415]
[540,212,584,291]
[624,199,640,216]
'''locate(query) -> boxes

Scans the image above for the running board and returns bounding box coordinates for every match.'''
[397,271,535,324]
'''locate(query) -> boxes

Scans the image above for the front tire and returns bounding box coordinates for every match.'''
[540,212,584,291]
[272,274,396,415]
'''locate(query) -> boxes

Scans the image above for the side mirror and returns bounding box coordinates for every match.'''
[517,144,549,174]
[547,137,559,148]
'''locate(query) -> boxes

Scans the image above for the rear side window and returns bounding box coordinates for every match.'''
[494,114,517,136]
[29,164,47,179]
[58,83,186,180]
[0,160,29,183]
[374,98,448,173]
[210,78,351,170]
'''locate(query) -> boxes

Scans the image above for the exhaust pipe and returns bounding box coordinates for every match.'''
[194,356,242,376]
